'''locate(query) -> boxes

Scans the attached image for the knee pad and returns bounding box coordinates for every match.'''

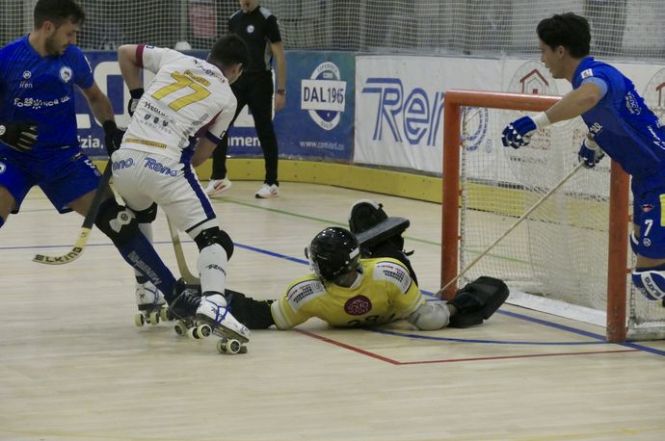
[194,227,234,259]
[632,267,665,301]
[95,198,140,245]
[130,202,158,223]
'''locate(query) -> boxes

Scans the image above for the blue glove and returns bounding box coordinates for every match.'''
[578,136,605,168]
[501,116,537,149]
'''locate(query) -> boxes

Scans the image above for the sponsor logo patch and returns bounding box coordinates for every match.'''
[344,295,372,316]
[59,66,73,83]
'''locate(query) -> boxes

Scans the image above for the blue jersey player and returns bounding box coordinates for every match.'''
[0,0,201,323]
[502,12,665,304]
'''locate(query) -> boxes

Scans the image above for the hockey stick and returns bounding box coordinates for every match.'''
[166,216,200,284]
[439,161,585,294]
[33,162,113,265]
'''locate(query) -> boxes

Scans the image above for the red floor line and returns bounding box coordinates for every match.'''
[296,329,639,365]
[295,329,401,364]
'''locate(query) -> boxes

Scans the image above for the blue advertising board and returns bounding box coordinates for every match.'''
[77,50,355,161]
[227,51,355,161]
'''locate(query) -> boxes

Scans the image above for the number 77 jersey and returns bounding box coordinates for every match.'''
[123,45,237,160]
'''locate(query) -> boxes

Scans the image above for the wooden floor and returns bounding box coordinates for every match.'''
[1,181,665,441]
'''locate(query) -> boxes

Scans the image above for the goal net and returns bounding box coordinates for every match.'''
[2,1,664,61]
[441,90,665,342]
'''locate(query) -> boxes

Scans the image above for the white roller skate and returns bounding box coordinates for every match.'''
[134,281,169,327]
[174,294,250,354]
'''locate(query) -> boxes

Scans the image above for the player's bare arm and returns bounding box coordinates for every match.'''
[191,137,218,168]
[81,82,124,156]
[80,82,114,123]
[117,44,146,116]
[69,83,116,216]
[545,81,603,124]
[271,40,287,111]
[502,81,604,149]
[61,83,117,216]
[117,44,142,90]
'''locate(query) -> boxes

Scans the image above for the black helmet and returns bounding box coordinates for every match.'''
[306,227,360,281]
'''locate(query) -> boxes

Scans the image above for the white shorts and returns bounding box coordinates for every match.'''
[111,149,217,237]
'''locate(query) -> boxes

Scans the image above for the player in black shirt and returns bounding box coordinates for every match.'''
[205,0,286,199]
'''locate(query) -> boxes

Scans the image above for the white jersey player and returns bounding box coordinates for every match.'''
[111,35,251,344]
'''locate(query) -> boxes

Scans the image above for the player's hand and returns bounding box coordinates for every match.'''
[0,121,38,152]
[128,88,144,117]
[103,120,125,156]
[274,92,286,111]
[578,135,605,168]
[501,116,537,149]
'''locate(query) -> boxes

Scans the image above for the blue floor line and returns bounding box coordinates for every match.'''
[370,328,607,346]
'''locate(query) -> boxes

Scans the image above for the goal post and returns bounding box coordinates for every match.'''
[441,90,632,342]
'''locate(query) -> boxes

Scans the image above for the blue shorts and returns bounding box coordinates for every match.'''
[632,188,665,259]
[0,146,101,214]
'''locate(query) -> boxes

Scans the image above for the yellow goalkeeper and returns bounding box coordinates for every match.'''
[222,201,509,331]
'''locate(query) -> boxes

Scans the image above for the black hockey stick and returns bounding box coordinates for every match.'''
[33,161,113,265]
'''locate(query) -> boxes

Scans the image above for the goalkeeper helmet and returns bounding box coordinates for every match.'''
[306,227,360,281]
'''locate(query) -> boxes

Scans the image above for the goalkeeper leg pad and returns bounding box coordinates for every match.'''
[632,266,665,301]
[355,216,410,251]
[354,217,417,283]
[448,276,509,328]
[349,199,388,234]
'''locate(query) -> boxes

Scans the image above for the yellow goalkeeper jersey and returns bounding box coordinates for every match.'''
[270,258,424,329]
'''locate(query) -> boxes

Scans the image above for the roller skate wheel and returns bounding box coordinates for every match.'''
[134,313,145,327]
[217,338,243,354]
[159,306,170,322]
[147,311,160,325]
[216,339,226,354]
[196,324,212,338]
[174,321,188,336]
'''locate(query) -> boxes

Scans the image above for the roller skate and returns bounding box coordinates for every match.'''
[170,284,250,354]
[134,280,169,327]
[169,279,202,335]
[196,294,250,354]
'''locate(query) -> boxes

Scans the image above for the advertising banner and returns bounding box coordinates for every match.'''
[354,55,502,174]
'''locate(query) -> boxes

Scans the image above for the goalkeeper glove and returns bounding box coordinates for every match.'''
[578,135,605,168]
[0,121,38,152]
[128,88,144,117]
[103,120,125,156]
[501,112,550,149]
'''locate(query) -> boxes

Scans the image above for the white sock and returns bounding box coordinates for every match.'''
[197,243,228,301]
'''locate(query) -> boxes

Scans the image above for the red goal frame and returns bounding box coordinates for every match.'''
[440,90,631,342]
